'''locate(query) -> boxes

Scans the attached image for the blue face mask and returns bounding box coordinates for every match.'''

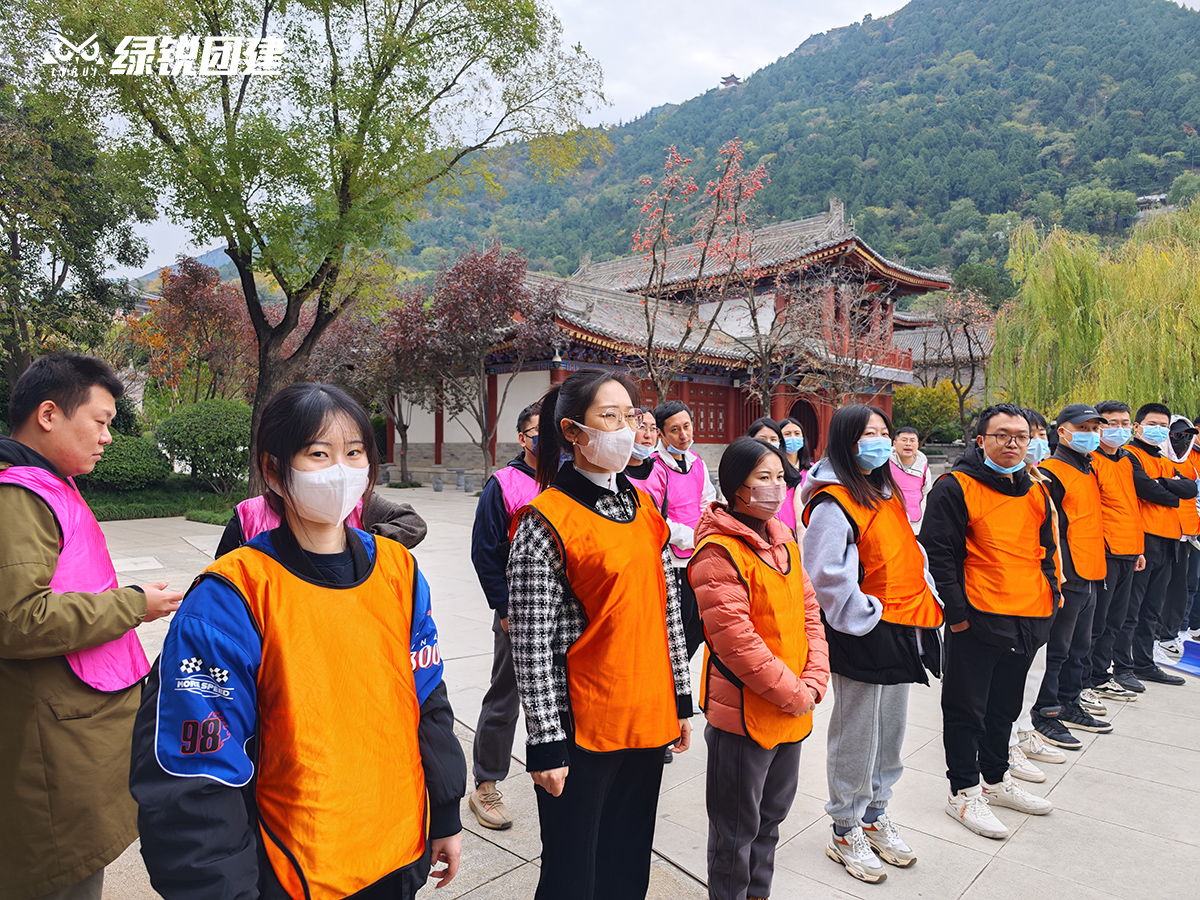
[1101,427,1131,448]
[1141,425,1170,445]
[784,435,804,454]
[1067,430,1102,454]
[983,453,1027,475]
[855,437,893,471]
[1025,437,1050,464]
[629,441,654,461]
[529,435,538,457]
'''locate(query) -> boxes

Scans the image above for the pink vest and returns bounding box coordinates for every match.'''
[777,485,798,533]
[236,494,364,541]
[889,460,926,523]
[0,466,149,692]
[492,465,540,520]
[644,452,707,559]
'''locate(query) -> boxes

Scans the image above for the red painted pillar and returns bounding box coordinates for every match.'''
[770,382,790,422]
[724,385,738,442]
[434,387,444,466]
[879,392,894,419]
[487,372,498,466]
[679,380,691,406]
[550,366,566,385]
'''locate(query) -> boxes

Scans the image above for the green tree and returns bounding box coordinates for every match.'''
[0,85,153,386]
[1167,174,1200,206]
[893,382,961,443]
[37,0,603,493]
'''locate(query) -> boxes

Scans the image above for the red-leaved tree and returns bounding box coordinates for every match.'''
[129,256,256,408]
[388,244,560,476]
[632,139,768,404]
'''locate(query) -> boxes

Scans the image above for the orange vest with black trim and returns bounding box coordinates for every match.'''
[1040,458,1107,581]
[692,535,811,749]
[516,487,680,753]
[1170,456,1200,536]
[1127,444,1183,539]
[949,472,1054,618]
[206,539,425,900]
[801,486,943,628]
[1089,450,1145,556]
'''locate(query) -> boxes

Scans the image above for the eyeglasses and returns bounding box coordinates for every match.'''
[982,433,1031,447]
[591,408,643,431]
[637,422,658,434]
[520,427,539,438]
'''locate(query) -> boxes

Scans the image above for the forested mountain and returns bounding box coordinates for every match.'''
[399,0,1200,300]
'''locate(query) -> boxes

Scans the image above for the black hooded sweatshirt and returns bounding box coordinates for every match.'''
[920,444,1060,655]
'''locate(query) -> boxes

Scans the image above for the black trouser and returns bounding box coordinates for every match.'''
[1036,580,1097,711]
[1186,546,1200,631]
[705,725,802,900]
[1159,541,1194,639]
[674,567,705,659]
[1114,534,1175,676]
[1088,556,1136,687]
[473,612,521,785]
[942,626,1035,794]
[534,733,666,900]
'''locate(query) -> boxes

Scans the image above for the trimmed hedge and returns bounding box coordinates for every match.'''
[157,399,252,494]
[79,433,171,492]
[83,479,239,522]
[185,508,236,526]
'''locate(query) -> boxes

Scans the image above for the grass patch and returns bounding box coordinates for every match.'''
[387,480,423,488]
[84,476,239,522]
[185,509,235,526]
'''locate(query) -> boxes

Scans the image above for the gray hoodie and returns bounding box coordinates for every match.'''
[799,457,941,637]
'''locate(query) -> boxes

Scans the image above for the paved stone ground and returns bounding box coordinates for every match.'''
[99,486,1199,899]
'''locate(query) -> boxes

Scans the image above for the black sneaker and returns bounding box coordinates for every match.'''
[663,746,674,764]
[1113,672,1146,693]
[1135,666,1186,686]
[1060,702,1113,733]
[1032,709,1082,750]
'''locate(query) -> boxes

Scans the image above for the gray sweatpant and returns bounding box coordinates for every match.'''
[825,674,910,829]
[705,724,802,900]
[472,611,521,785]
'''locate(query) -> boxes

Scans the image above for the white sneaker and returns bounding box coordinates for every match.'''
[861,812,916,867]
[1017,729,1066,764]
[825,825,887,883]
[946,785,1009,839]
[1188,627,1200,640]
[1079,688,1108,717]
[983,771,1053,815]
[1008,743,1046,783]
[1158,639,1184,656]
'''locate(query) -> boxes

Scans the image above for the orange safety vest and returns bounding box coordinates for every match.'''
[515,487,680,753]
[1126,444,1183,540]
[1089,450,1145,556]
[949,472,1054,618]
[206,539,426,900]
[1171,455,1200,536]
[1040,458,1107,581]
[692,534,812,749]
[801,485,943,628]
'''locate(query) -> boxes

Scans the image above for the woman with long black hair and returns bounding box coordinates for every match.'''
[800,405,943,885]
[507,368,693,900]
[747,416,805,538]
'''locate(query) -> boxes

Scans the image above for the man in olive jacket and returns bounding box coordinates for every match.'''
[0,354,182,900]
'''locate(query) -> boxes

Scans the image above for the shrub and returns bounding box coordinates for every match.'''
[79,433,171,492]
[893,382,963,444]
[112,396,143,437]
[157,399,253,494]
[185,508,236,526]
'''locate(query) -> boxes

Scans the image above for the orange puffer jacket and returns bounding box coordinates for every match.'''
[691,502,830,737]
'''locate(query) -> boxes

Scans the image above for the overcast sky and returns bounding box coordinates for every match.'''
[108,0,1200,280]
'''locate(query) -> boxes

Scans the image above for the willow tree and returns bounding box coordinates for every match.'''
[992,203,1200,413]
[18,0,603,492]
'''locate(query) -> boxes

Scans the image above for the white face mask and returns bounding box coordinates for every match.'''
[572,420,636,472]
[278,463,371,526]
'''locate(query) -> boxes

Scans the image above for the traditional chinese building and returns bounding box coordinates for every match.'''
[398,200,950,474]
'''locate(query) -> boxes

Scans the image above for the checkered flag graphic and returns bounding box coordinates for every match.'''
[180,657,204,674]
[208,666,230,684]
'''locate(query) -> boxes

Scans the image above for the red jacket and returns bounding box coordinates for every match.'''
[690,503,830,737]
